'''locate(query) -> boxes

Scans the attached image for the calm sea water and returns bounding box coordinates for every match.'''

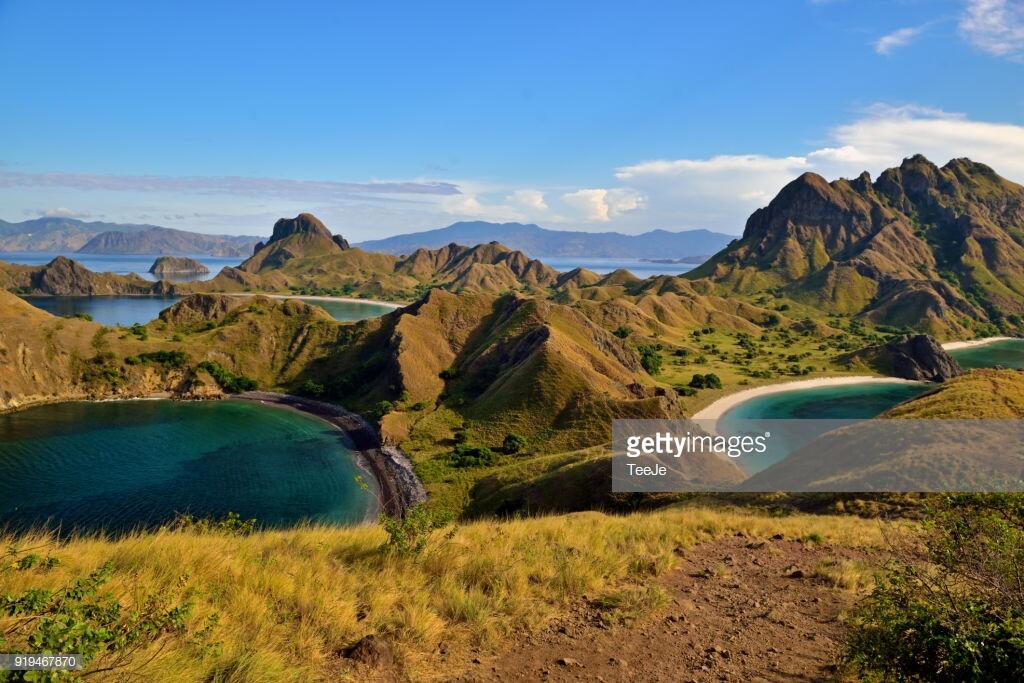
[537,256,698,277]
[0,251,240,281]
[21,295,394,326]
[717,382,933,473]
[0,400,373,534]
[948,339,1024,369]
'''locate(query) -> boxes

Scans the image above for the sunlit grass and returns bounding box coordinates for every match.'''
[0,506,891,681]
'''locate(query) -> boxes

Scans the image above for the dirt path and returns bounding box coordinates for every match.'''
[460,534,881,682]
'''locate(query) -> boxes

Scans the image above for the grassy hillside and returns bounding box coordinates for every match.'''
[688,156,1024,340]
[0,506,889,682]
[883,368,1024,418]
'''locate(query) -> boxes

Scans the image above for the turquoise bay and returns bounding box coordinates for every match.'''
[0,400,374,534]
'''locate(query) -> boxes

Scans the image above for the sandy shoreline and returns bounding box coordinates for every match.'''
[941,336,1015,351]
[224,292,405,309]
[690,376,924,422]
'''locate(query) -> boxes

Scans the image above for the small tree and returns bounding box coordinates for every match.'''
[380,504,454,556]
[502,433,527,454]
[301,379,325,397]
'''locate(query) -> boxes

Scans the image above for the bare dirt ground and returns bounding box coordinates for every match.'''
[457,534,883,682]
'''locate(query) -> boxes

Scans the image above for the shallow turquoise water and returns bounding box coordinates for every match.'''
[717,382,933,474]
[948,339,1024,369]
[0,400,373,534]
[21,295,393,326]
[720,382,932,422]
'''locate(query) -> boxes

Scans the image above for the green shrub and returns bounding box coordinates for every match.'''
[171,332,184,342]
[613,325,632,339]
[196,361,257,393]
[0,545,216,678]
[379,504,454,556]
[450,444,496,468]
[637,344,662,375]
[502,433,527,454]
[372,400,395,419]
[845,494,1024,681]
[301,379,325,397]
[68,312,93,321]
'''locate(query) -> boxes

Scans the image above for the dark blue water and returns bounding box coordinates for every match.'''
[0,251,239,281]
[21,295,394,327]
[0,400,373,534]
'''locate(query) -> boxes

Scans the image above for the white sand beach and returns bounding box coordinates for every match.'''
[225,292,404,309]
[941,336,1014,351]
[691,376,923,422]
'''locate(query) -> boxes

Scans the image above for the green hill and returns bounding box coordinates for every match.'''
[688,156,1024,339]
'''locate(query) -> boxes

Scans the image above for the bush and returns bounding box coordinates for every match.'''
[372,400,395,419]
[502,433,528,454]
[69,312,93,321]
[637,344,662,375]
[128,350,187,369]
[379,504,454,556]
[0,545,216,678]
[674,385,698,397]
[301,379,325,397]
[845,494,1024,681]
[613,325,632,339]
[450,444,496,468]
[196,361,257,393]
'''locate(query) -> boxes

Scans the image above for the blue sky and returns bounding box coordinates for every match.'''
[1,0,1022,239]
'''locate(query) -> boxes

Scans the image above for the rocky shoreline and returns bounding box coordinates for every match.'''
[232,391,427,518]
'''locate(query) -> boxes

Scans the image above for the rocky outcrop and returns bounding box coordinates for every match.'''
[159,293,247,325]
[842,333,964,382]
[240,213,352,273]
[688,155,1024,338]
[29,256,157,295]
[148,256,210,276]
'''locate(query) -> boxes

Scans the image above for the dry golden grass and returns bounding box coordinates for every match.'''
[1,506,892,681]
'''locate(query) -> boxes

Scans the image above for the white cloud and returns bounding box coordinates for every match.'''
[35,207,92,219]
[875,25,927,55]
[508,189,548,211]
[561,188,644,223]
[598,104,1024,234]
[960,0,1024,59]
[0,171,461,201]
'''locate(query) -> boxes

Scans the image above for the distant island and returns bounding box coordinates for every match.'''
[640,256,709,264]
[0,216,260,257]
[355,221,734,259]
[148,256,210,277]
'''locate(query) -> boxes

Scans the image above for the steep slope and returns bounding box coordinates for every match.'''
[688,156,1024,339]
[240,213,351,273]
[356,220,734,259]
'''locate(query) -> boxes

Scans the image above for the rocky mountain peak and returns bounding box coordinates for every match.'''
[269,213,335,244]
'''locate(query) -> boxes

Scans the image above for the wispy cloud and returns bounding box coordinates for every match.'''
[960,0,1024,59]
[26,207,93,219]
[0,171,462,201]
[875,25,928,55]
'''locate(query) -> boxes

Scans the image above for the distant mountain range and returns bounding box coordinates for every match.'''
[0,217,260,257]
[355,221,734,259]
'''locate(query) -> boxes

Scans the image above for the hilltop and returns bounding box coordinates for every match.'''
[688,156,1024,339]
[356,220,733,259]
[0,216,259,256]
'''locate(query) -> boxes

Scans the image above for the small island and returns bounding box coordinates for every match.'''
[148,256,210,277]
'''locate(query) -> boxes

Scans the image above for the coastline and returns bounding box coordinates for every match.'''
[690,376,924,422]
[230,391,426,519]
[223,292,405,309]
[941,336,1014,351]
